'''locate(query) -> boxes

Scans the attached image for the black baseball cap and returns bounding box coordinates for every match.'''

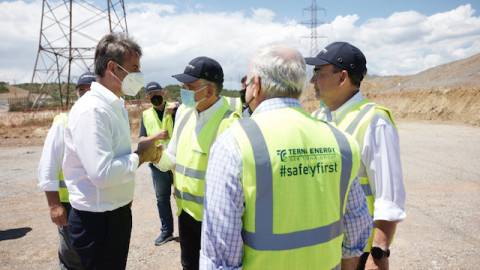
[145,81,163,96]
[305,42,367,81]
[76,71,95,87]
[172,56,224,84]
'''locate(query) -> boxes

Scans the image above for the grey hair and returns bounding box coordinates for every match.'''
[94,33,142,78]
[247,43,307,98]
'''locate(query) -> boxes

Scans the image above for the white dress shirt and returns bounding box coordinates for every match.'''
[317,91,406,221]
[63,82,139,212]
[155,97,225,172]
[200,98,373,269]
[38,116,65,191]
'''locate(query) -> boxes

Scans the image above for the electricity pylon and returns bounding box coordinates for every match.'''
[29,0,128,109]
[301,0,328,57]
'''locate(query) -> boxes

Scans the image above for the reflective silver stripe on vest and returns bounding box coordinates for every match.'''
[59,180,67,188]
[174,187,204,205]
[229,97,237,110]
[175,109,194,146]
[313,110,321,119]
[175,163,206,180]
[209,109,233,149]
[344,103,376,135]
[238,117,353,251]
[361,183,373,196]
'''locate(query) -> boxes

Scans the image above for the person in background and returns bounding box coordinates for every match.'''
[200,43,372,270]
[139,81,177,246]
[306,41,406,270]
[239,75,252,117]
[37,71,95,270]
[155,56,239,270]
[63,33,161,269]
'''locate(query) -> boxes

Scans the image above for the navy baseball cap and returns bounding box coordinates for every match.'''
[145,81,163,96]
[305,42,367,81]
[76,72,95,87]
[172,56,224,84]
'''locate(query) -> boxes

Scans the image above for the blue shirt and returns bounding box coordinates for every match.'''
[200,97,373,269]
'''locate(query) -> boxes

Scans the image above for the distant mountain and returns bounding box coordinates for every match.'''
[362,53,480,93]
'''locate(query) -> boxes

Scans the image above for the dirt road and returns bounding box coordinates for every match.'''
[0,121,479,269]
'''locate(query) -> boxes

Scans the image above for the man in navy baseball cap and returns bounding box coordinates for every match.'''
[76,71,96,97]
[159,55,238,270]
[305,41,367,81]
[307,41,406,270]
[172,56,224,84]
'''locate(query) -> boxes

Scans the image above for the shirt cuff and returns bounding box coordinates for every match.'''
[200,252,242,270]
[155,150,175,172]
[342,246,365,259]
[130,153,140,172]
[374,198,406,222]
[37,181,59,191]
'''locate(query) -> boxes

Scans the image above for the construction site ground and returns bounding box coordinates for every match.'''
[0,118,479,269]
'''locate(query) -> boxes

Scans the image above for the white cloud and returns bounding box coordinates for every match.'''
[0,1,479,89]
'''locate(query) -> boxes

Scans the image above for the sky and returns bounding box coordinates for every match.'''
[0,0,479,90]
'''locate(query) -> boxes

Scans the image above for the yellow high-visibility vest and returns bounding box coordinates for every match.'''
[142,102,173,146]
[173,97,240,221]
[312,99,397,252]
[231,106,360,269]
[53,113,69,203]
[224,96,243,115]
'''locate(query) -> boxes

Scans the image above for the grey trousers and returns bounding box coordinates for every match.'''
[58,203,82,270]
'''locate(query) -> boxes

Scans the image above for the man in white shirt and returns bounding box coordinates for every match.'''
[306,41,406,269]
[63,33,160,269]
[37,71,95,270]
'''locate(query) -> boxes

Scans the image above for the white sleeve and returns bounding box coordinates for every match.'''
[363,114,407,222]
[69,108,138,189]
[37,120,64,191]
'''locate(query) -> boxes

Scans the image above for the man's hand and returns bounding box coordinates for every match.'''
[165,103,178,114]
[135,140,163,166]
[45,191,67,226]
[153,130,169,141]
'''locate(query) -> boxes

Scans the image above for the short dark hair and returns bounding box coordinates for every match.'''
[241,75,247,84]
[331,64,366,88]
[94,33,142,78]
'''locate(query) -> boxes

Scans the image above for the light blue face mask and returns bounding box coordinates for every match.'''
[319,100,327,108]
[180,85,207,108]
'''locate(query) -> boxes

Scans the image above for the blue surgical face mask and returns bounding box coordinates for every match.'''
[180,85,207,108]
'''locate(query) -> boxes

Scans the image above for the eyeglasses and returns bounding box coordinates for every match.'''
[181,83,208,91]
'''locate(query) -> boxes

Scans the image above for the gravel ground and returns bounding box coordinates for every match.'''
[0,121,479,269]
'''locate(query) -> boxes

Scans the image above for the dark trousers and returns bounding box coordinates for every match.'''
[68,203,132,270]
[178,211,202,270]
[58,203,83,270]
[149,164,174,235]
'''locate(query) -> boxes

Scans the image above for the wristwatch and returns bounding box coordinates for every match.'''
[370,246,390,260]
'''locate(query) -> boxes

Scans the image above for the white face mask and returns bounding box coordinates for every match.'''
[110,63,145,96]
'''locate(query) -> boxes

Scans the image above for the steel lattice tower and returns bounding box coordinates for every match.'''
[29,0,129,109]
[302,0,328,57]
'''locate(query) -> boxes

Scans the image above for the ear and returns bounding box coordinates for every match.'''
[206,84,215,98]
[253,75,261,97]
[339,70,348,85]
[107,60,117,74]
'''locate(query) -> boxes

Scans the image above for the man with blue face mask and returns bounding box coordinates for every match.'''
[155,56,240,270]
[62,33,161,269]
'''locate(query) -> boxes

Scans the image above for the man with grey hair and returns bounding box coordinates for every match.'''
[63,33,161,269]
[200,43,372,269]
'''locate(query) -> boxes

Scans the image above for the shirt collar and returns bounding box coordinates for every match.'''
[323,91,364,124]
[196,97,225,122]
[90,82,125,108]
[252,97,303,115]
